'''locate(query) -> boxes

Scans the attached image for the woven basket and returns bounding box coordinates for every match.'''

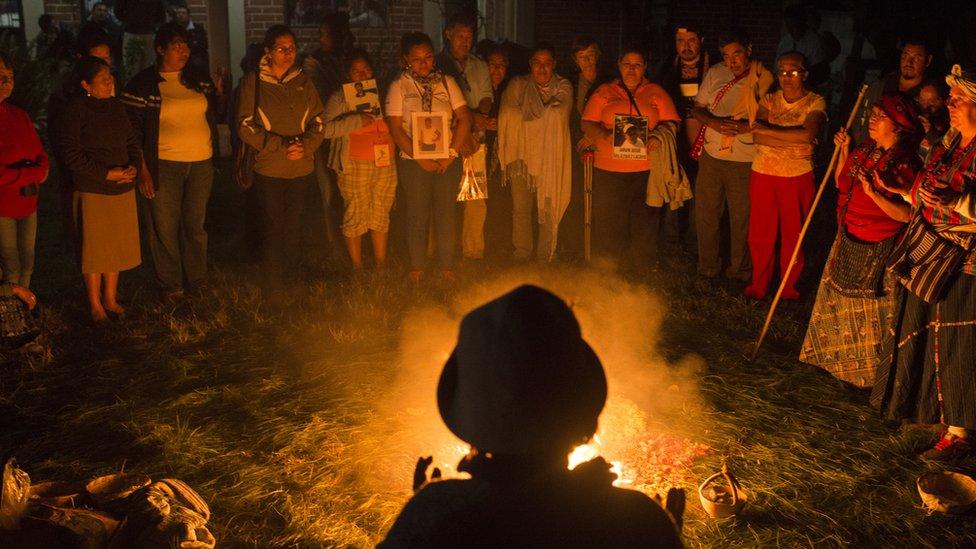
[698,463,747,519]
[917,471,976,514]
[85,473,151,507]
[29,480,87,508]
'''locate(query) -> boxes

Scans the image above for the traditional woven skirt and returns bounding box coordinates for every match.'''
[73,190,141,274]
[800,237,897,387]
[871,273,976,429]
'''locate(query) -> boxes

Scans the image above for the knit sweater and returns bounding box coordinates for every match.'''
[0,102,48,218]
[59,96,142,195]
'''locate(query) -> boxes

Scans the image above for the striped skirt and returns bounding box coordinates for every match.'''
[800,236,897,388]
[871,273,976,429]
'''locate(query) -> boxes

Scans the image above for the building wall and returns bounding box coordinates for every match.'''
[531,0,785,74]
[39,0,787,74]
[669,0,783,65]
[41,0,79,25]
[242,0,424,77]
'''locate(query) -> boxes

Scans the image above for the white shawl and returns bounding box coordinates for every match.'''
[497,74,573,261]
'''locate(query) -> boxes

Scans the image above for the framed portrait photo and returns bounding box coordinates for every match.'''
[411,112,450,160]
[343,78,380,116]
[612,114,649,160]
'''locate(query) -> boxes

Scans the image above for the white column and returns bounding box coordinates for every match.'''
[423,0,442,49]
[21,0,44,43]
[228,0,246,83]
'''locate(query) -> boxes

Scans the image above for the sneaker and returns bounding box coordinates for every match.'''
[920,433,973,462]
[407,270,424,284]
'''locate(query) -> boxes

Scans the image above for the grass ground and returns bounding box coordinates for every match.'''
[3,162,976,547]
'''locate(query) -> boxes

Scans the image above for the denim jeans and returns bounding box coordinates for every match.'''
[0,213,37,288]
[397,158,461,271]
[254,172,312,295]
[148,159,214,293]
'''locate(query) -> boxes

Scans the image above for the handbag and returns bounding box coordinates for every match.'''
[0,295,40,350]
[234,72,261,190]
[887,213,974,303]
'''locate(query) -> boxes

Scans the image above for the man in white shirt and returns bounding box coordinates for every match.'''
[691,28,771,282]
[436,11,493,261]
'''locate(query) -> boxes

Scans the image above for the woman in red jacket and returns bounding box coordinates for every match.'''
[0,52,49,289]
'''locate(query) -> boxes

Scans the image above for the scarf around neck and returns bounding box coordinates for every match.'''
[409,68,445,112]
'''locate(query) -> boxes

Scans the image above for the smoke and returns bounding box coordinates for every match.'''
[365,264,707,490]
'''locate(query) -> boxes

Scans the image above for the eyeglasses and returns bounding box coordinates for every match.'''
[777,69,806,78]
[272,46,297,55]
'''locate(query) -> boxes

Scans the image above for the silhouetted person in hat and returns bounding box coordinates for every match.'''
[380,285,683,548]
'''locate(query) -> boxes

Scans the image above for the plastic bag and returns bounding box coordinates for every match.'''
[0,457,31,530]
[457,145,488,202]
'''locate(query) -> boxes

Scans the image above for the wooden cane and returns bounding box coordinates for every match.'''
[583,150,595,263]
[750,84,869,360]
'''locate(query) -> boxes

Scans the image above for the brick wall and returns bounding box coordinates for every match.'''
[534,0,624,73]
[185,0,211,35]
[532,0,785,75]
[242,0,423,78]
[669,0,783,65]
[43,1,81,25]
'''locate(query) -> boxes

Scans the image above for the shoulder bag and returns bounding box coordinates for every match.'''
[234,73,260,190]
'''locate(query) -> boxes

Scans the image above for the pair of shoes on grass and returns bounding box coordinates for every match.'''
[920,433,973,462]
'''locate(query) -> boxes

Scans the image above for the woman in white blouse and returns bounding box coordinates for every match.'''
[386,32,472,283]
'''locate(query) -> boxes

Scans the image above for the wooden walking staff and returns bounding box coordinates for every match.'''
[750,84,869,360]
[582,149,595,262]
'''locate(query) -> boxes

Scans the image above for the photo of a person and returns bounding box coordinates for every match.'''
[419,116,442,152]
[343,78,380,115]
[621,124,645,149]
[612,114,648,160]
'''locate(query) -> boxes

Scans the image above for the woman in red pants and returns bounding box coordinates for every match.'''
[740,51,826,299]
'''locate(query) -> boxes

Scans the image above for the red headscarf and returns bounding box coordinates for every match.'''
[874,92,920,135]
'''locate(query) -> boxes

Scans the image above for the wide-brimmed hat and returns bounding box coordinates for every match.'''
[437,285,607,454]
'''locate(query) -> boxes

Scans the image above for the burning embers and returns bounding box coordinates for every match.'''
[432,396,710,496]
[566,397,710,495]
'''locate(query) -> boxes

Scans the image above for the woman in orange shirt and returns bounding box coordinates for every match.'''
[581,46,680,270]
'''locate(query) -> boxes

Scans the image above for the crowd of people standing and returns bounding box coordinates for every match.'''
[2,3,976,512]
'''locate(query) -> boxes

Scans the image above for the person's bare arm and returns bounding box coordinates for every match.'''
[386,115,413,157]
[691,103,727,132]
[832,130,852,185]
[752,110,826,146]
[473,97,492,131]
[862,173,911,222]
[451,105,473,155]
[581,120,610,145]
